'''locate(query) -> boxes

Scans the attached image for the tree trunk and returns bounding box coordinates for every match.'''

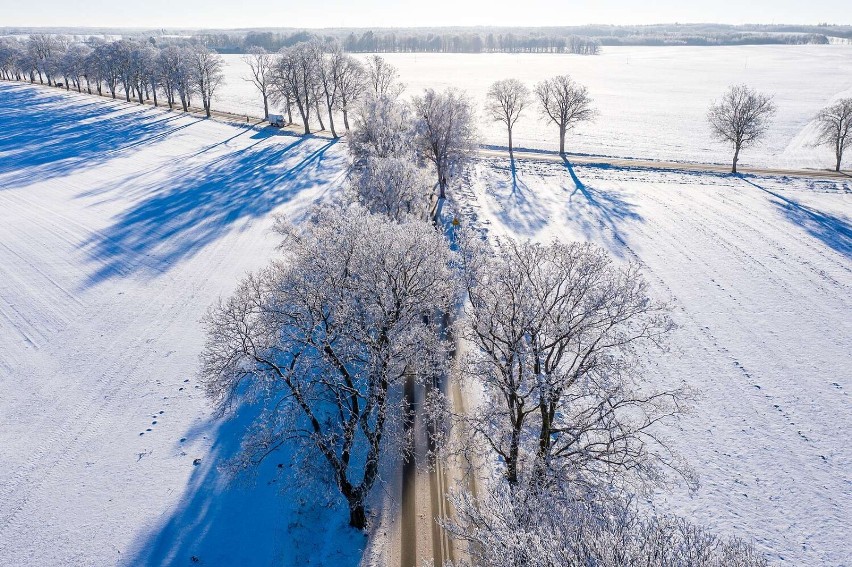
[262,94,269,120]
[732,146,740,174]
[315,101,325,131]
[286,100,293,125]
[508,126,514,161]
[295,100,311,134]
[343,109,350,132]
[326,102,337,138]
[836,148,842,172]
[348,502,367,530]
[559,126,566,155]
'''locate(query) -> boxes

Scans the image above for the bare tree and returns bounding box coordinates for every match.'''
[412,87,478,201]
[707,85,776,174]
[27,34,57,85]
[200,205,458,530]
[365,54,404,98]
[140,44,160,107]
[188,44,224,118]
[814,98,852,172]
[486,78,530,161]
[58,44,90,92]
[350,156,434,221]
[317,42,344,138]
[454,236,686,490]
[94,42,121,99]
[335,55,366,133]
[534,74,595,156]
[272,41,320,134]
[242,45,274,120]
[444,481,768,567]
[112,40,136,102]
[350,93,415,164]
[156,45,183,110]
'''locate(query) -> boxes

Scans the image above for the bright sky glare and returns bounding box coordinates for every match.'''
[2,0,850,29]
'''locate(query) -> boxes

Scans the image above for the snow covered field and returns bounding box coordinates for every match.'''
[1,81,850,566]
[0,83,361,566]
[459,158,852,565]
[216,45,852,171]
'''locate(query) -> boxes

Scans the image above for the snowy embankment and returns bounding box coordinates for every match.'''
[459,158,851,565]
[0,83,360,566]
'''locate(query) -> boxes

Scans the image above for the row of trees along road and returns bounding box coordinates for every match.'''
[0,34,225,117]
[199,64,769,565]
[485,76,851,173]
[1,35,850,171]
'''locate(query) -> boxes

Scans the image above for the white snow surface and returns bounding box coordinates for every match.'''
[458,157,852,565]
[0,83,363,567]
[216,45,852,171]
[2,79,851,567]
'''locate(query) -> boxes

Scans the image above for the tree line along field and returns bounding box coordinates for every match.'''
[212,45,852,170]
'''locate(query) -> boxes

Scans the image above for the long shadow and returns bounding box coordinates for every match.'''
[738,174,852,258]
[0,83,189,189]
[125,402,364,566]
[484,158,550,237]
[79,135,343,288]
[562,158,643,255]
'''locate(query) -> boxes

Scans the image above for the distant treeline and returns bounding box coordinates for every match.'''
[3,23,850,55]
[198,31,601,55]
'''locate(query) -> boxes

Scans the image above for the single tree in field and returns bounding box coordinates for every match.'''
[485,78,530,161]
[412,87,478,201]
[707,85,776,174]
[814,98,852,172]
[242,45,274,120]
[534,75,594,156]
[200,205,458,529]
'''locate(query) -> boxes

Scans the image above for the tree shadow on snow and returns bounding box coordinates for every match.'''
[123,402,365,567]
[0,83,194,189]
[78,135,344,289]
[562,159,643,256]
[738,175,852,259]
[483,159,550,237]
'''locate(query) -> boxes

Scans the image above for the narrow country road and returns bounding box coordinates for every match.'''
[478,147,851,180]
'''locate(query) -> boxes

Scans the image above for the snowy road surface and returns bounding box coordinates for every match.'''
[0,83,362,566]
[460,158,852,565]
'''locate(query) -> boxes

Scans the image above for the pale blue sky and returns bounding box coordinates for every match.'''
[2,0,850,29]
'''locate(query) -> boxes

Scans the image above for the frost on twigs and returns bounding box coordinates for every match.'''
[442,479,768,567]
[199,203,460,529]
[449,234,694,494]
